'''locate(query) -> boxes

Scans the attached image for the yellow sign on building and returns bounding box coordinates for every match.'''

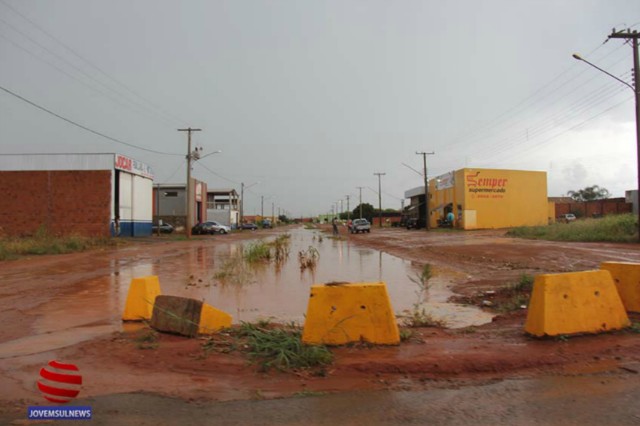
[429,168,547,230]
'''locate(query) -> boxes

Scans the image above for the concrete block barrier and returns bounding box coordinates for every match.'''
[150,295,232,337]
[525,270,630,337]
[122,275,162,321]
[601,262,640,313]
[302,282,400,345]
[198,303,233,334]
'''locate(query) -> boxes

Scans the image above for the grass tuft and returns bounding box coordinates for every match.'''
[506,214,637,242]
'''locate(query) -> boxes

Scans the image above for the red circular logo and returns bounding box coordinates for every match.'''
[37,360,83,404]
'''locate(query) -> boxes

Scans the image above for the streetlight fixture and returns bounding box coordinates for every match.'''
[240,181,260,226]
[573,35,640,240]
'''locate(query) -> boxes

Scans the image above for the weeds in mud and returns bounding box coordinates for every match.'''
[399,329,414,342]
[494,274,534,313]
[402,264,445,328]
[214,254,254,286]
[272,234,291,264]
[134,328,159,350]
[244,241,272,263]
[304,224,317,230]
[628,322,640,334]
[298,246,320,271]
[203,322,333,372]
[293,390,327,398]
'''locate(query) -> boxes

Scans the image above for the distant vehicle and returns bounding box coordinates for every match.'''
[405,217,419,230]
[262,219,272,229]
[241,222,258,230]
[349,218,371,234]
[152,222,174,234]
[192,221,231,235]
[558,213,577,223]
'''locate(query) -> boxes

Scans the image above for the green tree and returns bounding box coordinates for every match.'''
[567,185,610,202]
[352,203,375,222]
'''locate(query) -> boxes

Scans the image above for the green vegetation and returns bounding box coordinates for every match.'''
[403,264,446,328]
[203,322,333,372]
[244,241,272,262]
[0,227,117,260]
[494,274,534,313]
[506,214,637,242]
[134,328,159,350]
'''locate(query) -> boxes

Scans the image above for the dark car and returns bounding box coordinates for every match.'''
[191,222,216,235]
[152,222,174,234]
[241,222,258,230]
[406,218,419,230]
[262,219,272,229]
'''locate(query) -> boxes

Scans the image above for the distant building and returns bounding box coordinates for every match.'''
[206,188,239,228]
[405,168,548,230]
[153,179,208,230]
[0,153,153,237]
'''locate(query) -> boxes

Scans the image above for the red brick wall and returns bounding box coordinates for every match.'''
[0,170,112,237]
[554,198,632,218]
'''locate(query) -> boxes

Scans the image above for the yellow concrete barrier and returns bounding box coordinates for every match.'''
[122,275,162,321]
[525,270,630,337]
[198,303,233,334]
[302,282,400,345]
[601,262,640,313]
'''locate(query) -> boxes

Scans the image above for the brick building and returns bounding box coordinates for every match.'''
[0,153,153,237]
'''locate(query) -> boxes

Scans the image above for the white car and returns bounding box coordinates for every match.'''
[209,221,231,234]
[558,213,576,223]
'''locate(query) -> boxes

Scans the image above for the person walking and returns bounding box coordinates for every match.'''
[332,217,339,236]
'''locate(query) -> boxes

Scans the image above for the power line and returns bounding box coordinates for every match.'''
[0,84,181,156]
[0,0,190,127]
[0,13,184,128]
[194,161,239,185]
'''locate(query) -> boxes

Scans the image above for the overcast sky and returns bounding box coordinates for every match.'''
[1,1,639,217]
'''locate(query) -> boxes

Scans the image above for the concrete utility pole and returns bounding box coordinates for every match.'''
[178,127,201,238]
[574,29,640,241]
[608,29,640,242]
[272,202,275,223]
[374,172,386,228]
[345,195,351,221]
[261,195,264,218]
[416,151,435,231]
[356,186,364,219]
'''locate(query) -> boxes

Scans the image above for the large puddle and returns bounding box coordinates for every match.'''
[0,228,493,358]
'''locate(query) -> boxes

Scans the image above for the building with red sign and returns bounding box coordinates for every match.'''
[0,153,153,237]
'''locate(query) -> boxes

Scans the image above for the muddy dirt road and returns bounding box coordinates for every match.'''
[2,225,640,424]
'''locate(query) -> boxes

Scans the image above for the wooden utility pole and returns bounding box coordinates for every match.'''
[178,127,201,238]
[608,29,640,242]
[374,172,386,228]
[416,151,435,231]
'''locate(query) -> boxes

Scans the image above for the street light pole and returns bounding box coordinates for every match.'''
[416,151,435,231]
[574,29,640,241]
[374,172,385,228]
[178,127,201,238]
[356,186,364,219]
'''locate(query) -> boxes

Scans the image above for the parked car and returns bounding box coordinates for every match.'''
[349,218,371,234]
[152,222,174,234]
[209,221,231,234]
[191,221,231,235]
[262,219,272,229]
[241,222,258,230]
[558,213,577,223]
[405,217,419,230]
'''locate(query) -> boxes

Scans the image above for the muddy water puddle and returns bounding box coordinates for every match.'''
[0,228,493,357]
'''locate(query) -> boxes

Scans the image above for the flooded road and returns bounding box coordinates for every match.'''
[0,227,491,357]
